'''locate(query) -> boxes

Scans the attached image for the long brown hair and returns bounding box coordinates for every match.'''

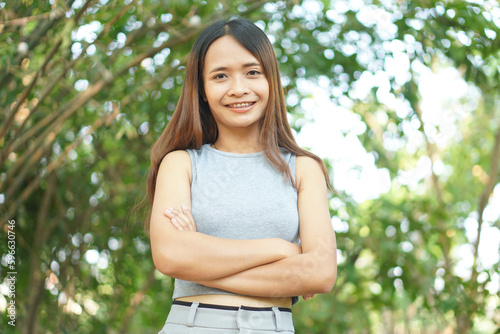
[145,19,331,230]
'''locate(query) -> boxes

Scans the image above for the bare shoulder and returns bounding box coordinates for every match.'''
[296,155,327,190]
[296,155,325,177]
[158,150,192,180]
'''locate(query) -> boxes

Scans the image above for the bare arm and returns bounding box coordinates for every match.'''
[193,156,337,296]
[149,150,300,282]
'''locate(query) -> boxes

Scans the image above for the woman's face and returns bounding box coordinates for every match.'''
[203,36,270,136]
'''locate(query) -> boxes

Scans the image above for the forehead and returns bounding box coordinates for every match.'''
[204,36,261,72]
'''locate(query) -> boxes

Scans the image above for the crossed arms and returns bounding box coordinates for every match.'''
[149,150,337,298]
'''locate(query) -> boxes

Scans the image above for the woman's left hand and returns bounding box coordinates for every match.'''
[302,294,316,301]
[164,205,197,232]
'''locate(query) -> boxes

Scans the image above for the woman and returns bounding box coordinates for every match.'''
[147,19,337,333]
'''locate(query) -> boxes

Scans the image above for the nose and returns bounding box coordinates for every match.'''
[228,75,250,97]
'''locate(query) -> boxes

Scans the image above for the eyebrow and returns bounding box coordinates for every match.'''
[208,62,262,74]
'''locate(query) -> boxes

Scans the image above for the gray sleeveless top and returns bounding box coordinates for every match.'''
[172,144,300,304]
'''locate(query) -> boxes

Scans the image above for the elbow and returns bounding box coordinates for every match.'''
[320,267,337,294]
[152,249,183,278]
[150,230,191,278]
[313,265,337,294]
[302,251,337,294]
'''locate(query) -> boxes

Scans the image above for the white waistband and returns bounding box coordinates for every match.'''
[166,302,294,332]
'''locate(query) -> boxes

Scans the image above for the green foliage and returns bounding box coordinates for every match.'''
[0,0,499,333]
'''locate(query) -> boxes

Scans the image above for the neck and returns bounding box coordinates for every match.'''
[213,128,262,153]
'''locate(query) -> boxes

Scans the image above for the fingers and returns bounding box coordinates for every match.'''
[164,206,197,232]
[181,205,197,231]
[302,294,316,301]
[165,207,190,231]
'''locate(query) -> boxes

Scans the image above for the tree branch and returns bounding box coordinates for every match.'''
[23,171,57,334]
[413,101,452,273]
[1,79,107,197]
[118,267,157,334]
[471,126,500,281]
[0,8,65,26]
[0,2,69,90]
[0,38,63,142]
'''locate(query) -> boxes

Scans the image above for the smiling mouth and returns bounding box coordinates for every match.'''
[225,102,256,109]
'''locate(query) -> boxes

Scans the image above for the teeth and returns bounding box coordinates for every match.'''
[227,102,254,108]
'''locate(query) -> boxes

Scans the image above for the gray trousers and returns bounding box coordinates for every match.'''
[158,301,295,333]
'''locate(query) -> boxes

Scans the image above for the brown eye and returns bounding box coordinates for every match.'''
[213,73,227,80]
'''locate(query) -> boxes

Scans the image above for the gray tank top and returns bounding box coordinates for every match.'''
[172,144,300,304]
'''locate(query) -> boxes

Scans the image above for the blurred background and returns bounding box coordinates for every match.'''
[0,0,499,333]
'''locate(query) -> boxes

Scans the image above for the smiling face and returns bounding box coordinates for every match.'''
[202,36,270,136]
